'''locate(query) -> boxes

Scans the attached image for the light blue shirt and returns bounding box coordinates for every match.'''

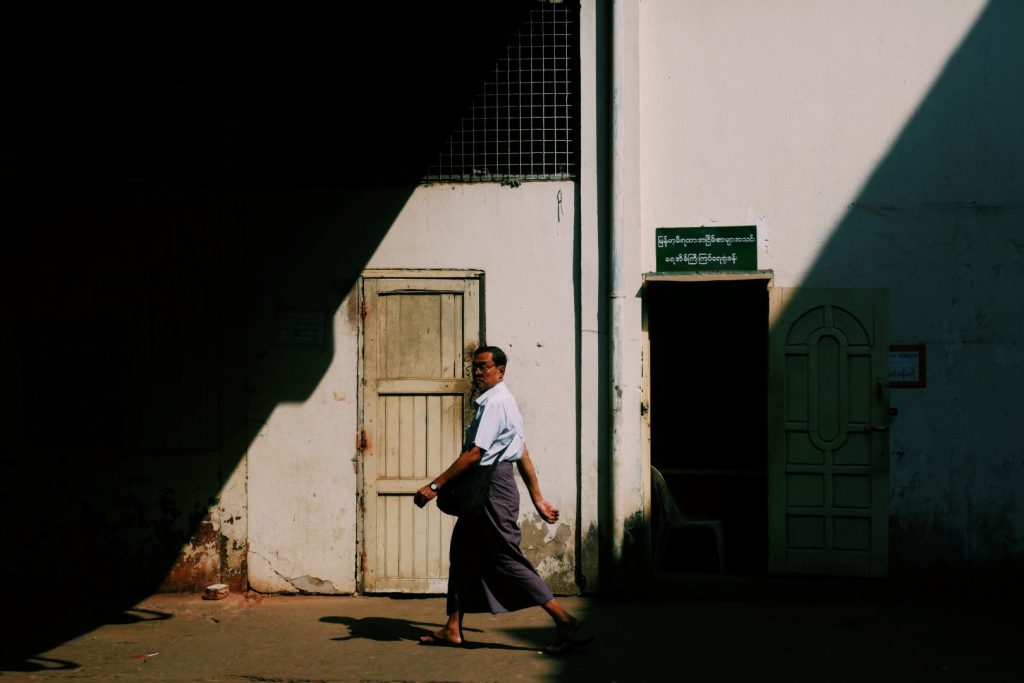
[465,381,526,466]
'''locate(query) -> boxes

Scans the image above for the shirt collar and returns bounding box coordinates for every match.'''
[475,381,507,406]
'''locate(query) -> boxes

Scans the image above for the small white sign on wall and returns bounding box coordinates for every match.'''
[889,344,926,388]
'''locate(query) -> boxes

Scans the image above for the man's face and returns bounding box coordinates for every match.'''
[472,352,505,391]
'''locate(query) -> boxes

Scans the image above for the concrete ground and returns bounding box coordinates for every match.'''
[1,580,1021,682]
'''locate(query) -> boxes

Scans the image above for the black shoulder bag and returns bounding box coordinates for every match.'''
[436,464,496,516]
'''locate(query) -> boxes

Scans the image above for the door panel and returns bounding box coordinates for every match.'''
[769,288,889,577]
[361,276,480,593]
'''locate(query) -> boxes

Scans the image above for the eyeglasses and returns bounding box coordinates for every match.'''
[472,362,496,371]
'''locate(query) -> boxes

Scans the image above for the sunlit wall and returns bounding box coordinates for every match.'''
[639,0,1023,571]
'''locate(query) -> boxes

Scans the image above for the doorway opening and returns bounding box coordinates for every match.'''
[646,276,770,575]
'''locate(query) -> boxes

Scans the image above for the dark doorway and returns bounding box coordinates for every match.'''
[647,278,769,574]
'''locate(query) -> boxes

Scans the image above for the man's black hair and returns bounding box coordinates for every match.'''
[474,346,507,368]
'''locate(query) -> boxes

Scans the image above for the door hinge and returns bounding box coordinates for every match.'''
[358,430,369,450]
[359,300,368,319]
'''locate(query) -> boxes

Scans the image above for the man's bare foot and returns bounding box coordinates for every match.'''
[418,630,463,647]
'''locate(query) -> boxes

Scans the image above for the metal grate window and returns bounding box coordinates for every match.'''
[425,2,577,183]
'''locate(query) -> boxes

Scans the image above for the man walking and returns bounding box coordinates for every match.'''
[413,346,590,655]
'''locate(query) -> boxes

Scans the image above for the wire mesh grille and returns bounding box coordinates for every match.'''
[425,2,577,183]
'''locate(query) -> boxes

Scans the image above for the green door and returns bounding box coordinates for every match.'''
[768,288,890,577]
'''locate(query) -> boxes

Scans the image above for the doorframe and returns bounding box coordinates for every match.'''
[355,268,484,594]
[640,270,775,572]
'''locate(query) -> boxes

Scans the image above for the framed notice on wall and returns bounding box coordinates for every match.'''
[655,226,757,272]
[889,344,926,388]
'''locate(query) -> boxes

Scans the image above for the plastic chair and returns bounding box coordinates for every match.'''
[651,466,726,573]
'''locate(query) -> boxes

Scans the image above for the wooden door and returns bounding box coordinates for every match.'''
[768,288,890,577]
[360,274,481,593]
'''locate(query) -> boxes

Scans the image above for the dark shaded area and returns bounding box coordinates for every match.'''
[779,0,1024,575]
[563,593,1021,683]
[647,280,768,574]
[0,0,543,670]
[0,600,170,674]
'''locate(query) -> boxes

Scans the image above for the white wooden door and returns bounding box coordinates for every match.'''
[769,288,890,577]
[360,274,481,593]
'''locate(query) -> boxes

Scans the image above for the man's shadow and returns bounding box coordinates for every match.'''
[319,616,539,651]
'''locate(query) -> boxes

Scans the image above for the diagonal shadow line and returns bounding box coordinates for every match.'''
[766,0,1024,575]
[0,602,174,673]
[0,0,543,670]
[3,656,80,673]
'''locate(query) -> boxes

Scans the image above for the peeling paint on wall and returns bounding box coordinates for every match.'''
[247,549,340,594]
[220,536,248,592]
[520,514,578,595]
[161,511,221,591]
[290,575,340,594]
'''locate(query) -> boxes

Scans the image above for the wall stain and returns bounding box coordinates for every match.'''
[891,506,1022,574]
[580,522,600,593]
[620,510,646,576]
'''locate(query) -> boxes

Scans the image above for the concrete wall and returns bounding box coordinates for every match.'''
[246,182,580,594]
[639,0,1024,571]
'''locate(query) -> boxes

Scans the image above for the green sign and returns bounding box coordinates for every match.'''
[655,226,757,272]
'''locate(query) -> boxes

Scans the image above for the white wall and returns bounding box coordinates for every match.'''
[639,0,1024,570]
[246,288,362,593]
[368,182,580,592]
[640,0,987,280]
[247,182,579,593]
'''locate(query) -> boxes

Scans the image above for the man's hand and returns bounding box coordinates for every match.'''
[413,446,481,509]
[533,498,560,524]
[413,485,437,509]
